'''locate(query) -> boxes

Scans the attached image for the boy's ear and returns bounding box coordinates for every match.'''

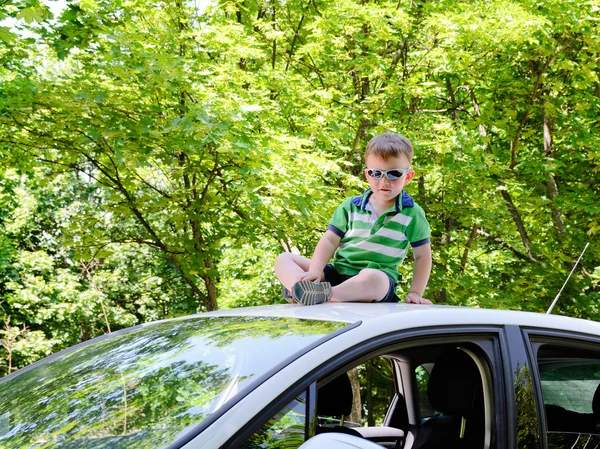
[404,169,416,184]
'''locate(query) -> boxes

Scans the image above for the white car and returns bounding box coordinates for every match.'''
[1,303,600,449]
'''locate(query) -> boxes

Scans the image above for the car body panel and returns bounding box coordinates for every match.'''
[198,303,600,338]
[180,304,600,448]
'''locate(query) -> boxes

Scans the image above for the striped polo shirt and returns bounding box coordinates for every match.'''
[326,188,430,282]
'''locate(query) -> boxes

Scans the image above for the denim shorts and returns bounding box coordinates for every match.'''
[323,264,400,303]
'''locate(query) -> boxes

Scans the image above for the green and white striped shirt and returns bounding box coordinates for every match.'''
[327,189,430,282]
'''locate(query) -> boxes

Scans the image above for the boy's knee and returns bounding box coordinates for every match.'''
[274,252,296,269]
[275,252,288,265]
[359,268,387,282]
[275,252,292,261]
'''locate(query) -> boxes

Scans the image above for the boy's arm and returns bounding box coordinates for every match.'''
[299,230,341,282]
[404,243,432,304]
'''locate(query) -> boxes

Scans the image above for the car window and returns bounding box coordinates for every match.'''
[317,357,395,429]
[535,343,600,448]
[240,392,307,449]
[355,358,396,426]
[233,331,500,449]
[308,341,494,449]
[415,364,436,419]
[409,346,489,448]
[0,316,348,449]
[541,364,600,414]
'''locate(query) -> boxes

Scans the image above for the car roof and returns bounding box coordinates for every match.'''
[192,303,600,337]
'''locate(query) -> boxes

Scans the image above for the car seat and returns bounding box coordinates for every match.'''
[316,372,363,437]
[317,372,406,448]
[412,348,485,449]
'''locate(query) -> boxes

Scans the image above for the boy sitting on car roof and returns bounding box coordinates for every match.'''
[275,132,432,306]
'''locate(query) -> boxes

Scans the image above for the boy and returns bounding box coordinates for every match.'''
[274,132,432,305]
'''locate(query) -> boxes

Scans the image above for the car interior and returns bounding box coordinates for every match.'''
[239,336,600,449]
[316,370,406,448]
[315,342,491,449]
[536,344,600,438]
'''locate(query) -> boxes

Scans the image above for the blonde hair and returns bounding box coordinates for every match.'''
[365,132,414,163]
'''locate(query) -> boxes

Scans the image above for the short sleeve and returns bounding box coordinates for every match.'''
[405,204,431,247]
[327,197,353,237]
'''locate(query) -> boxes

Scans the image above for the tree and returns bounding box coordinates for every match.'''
[1,0,599,375]
[1,0,339,313]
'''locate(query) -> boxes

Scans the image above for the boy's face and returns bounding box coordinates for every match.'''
[364,153,414,206]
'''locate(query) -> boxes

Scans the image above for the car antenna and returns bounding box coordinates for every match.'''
[546,242,590,314]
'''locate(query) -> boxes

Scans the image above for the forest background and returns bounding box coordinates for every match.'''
[0,0,599,377]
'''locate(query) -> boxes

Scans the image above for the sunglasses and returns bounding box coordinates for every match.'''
[366,168,410,180]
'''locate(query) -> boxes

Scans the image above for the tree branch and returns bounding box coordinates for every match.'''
[498,189,537,262]
[460,224,479,273]
[285,12,305,71]
[468,87,539,262]
[476,228,535,263]
[509,111,530,170]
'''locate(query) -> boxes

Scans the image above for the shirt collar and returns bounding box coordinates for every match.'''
[351,188,414,212]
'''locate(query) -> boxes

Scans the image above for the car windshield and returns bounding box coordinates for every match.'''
[0,315,348,448]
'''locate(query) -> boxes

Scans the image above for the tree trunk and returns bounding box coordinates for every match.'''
[445,77,460,125]
[203,258,219,311]
[367,361,374,426]
[543,110,565,234]
[546,175,564,234]
[469,86,538,263]
[460,224,479,273]
[499,189,537,263]
[348,367,362,424]
[202,276,218,311]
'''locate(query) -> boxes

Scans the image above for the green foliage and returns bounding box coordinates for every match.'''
[514,364,540,447]
[0,168,193,375]
[218,240,282,308]
[1,0,600,375]
[357,358,394,426]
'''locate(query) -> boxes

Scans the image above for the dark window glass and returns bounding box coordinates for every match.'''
[0,316,346,449]
[514,362,539,448]
[536,344,600,449]
[241,392,307,449]
[415,365,436,419]
[315,357,395,429]
[541,364,600,414]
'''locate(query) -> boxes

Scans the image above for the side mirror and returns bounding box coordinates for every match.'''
[299,433,383,449]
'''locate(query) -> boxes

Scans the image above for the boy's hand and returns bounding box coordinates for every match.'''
[404,292,432,304]
[298,269,323,283]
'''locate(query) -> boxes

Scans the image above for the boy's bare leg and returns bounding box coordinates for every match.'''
[274,252,325,291]
[275,256,389,304]
[330,269,389,303]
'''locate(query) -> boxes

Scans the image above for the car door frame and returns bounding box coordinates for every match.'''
[225,325,514,449]
[521,328,600,449]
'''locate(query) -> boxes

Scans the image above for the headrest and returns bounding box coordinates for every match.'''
[317,372,353,417]
[592,382,600,417]
[427,348,482,415]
